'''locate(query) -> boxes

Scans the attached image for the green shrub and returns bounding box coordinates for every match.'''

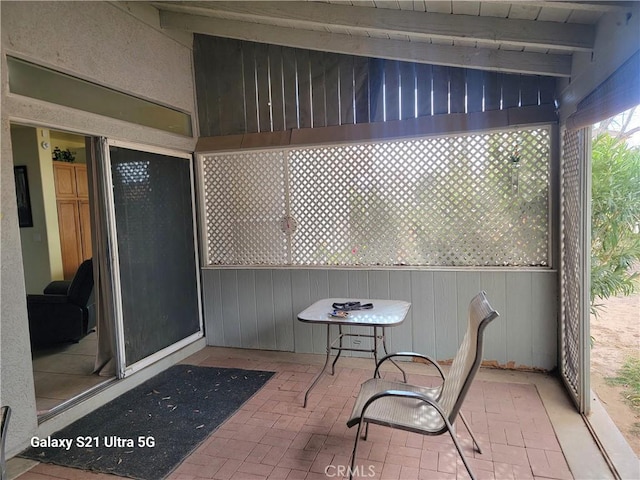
[606,356,640,407]
[591,133,640,312]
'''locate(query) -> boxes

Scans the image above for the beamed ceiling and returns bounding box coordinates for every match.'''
[152,1,636,78]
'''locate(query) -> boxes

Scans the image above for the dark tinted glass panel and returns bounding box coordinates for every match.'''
[110,146,199,365]
[8,56,192,136]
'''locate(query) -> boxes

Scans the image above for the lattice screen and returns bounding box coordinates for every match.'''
[559,128,584,401]
[201,150,288,265]
[200,127,550,267]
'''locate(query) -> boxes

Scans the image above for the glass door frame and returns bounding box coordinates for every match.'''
[100,138,204,378]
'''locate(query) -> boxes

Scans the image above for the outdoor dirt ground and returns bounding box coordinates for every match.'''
[590,290,640,457]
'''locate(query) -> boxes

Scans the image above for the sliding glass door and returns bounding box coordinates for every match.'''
[103,140,202,375]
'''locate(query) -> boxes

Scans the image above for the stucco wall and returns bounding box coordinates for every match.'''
[0,128,39,459]
[1,1,197,456]
[2,1,197,151]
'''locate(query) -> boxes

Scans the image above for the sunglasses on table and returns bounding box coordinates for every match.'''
[331,301,374,312]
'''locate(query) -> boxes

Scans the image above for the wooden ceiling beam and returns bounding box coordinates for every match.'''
[483,1,634,13]
[153,1,595,51]
[160,10,572,77]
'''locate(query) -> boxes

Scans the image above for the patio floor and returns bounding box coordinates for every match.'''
[13,347,614,480]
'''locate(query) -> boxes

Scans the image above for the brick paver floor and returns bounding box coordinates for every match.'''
[16,348,574,480]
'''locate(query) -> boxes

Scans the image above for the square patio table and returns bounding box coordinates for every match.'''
[297,298,411,407]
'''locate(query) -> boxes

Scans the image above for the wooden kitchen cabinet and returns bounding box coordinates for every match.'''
[54,162,92,280]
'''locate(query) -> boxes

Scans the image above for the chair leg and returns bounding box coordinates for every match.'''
[349,420,366,480]
[445,418,477,480]
[459,411,482,454]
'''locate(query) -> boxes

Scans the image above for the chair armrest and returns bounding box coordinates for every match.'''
[374,352,446,380]
[27,294,69,304]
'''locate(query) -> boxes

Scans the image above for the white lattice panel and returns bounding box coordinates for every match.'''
[560,129,583,399]
[201,151,287,265]
[200,127,550,267]
[290,128,550,266]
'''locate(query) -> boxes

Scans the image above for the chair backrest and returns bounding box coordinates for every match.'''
[438,291,499,423]
[67,258,94,306]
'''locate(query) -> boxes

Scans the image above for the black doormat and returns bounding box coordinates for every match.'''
[21,365,274,480]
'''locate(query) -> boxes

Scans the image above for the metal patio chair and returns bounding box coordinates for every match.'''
[346,291,499,480]
[1,406,10,480]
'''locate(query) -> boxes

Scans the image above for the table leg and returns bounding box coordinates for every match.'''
[373,326,379,377]
[331,325,344,375]
[303,324,332,408]
[381,327,407,383]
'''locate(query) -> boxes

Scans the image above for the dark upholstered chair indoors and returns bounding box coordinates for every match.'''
[27,258,95,349]
[346,291,499,480]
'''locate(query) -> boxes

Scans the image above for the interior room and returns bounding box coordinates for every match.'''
[10,125,113,416]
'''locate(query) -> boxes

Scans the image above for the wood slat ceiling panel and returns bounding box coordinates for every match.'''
[398,1,416,11]
[567,9,603,24]
[452,1,480,15]
[351,1,376,7]
[507,3,542,20]
[536,6,572,22]
[310,0,619,21]
[424,1,452,14]
[479,2,510,18]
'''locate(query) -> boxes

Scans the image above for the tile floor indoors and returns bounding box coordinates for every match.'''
[31,332,110,414]
[14,346,613,480]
